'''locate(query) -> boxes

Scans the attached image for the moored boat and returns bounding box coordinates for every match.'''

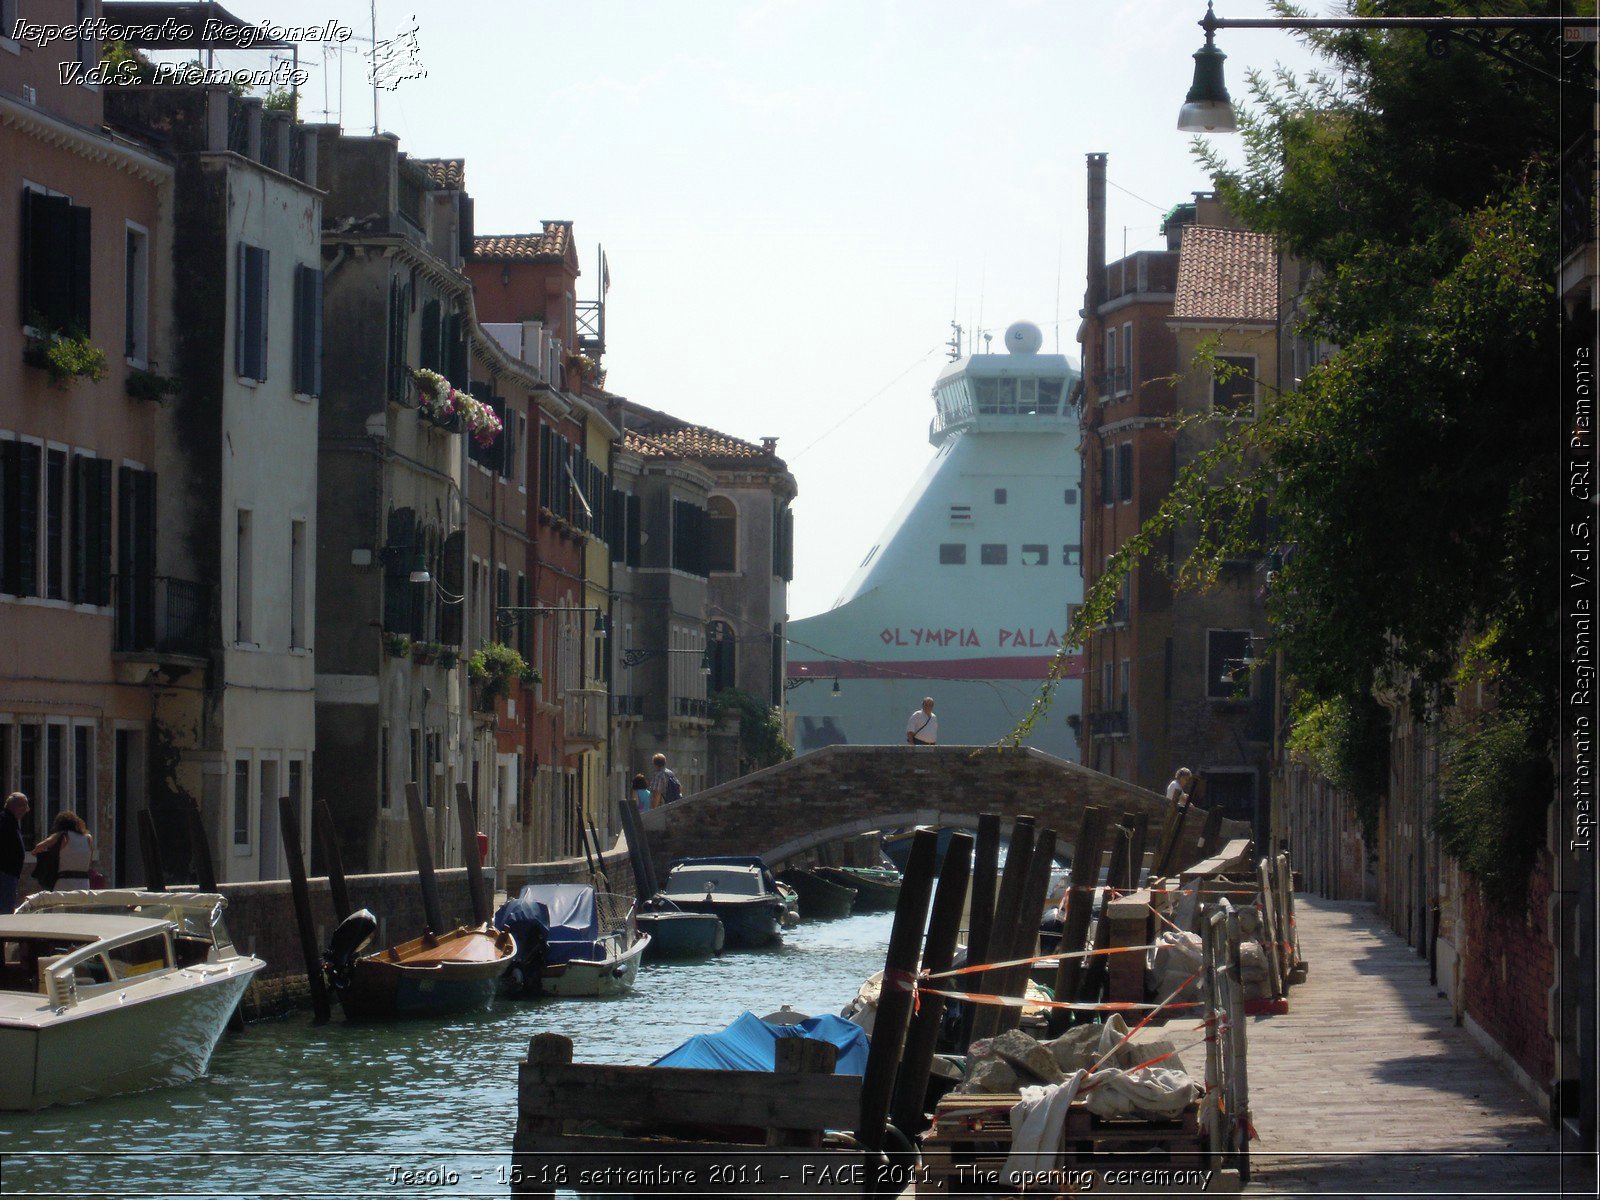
[637,904,726,958]
[494,884,649,997]
[3,890,264,1110]
[323,914,515,1020]
[813,865,902,912]
[777,867,857,920]
[659,856,787,949]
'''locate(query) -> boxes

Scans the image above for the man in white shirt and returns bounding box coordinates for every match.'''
[1166,767,1193,805]
[906,697,938,746]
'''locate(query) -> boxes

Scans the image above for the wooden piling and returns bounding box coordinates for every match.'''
[891,830,973,1137]
[967,817,1034,1045]
[1126,811,1150,888]
[185,798,217,893]
[279,795,331,1025]
[1198,806,1227,858]
[1049,806,1106,1034]
[315,800,352,922]
[586,817,610,890]
[994,826,1057,1036]
[137,808,166,891]
[454,781,491,925]
[404,781,446,935]
[967,813,1001,968]
[855,828,939,1166]
[614,797,658,899]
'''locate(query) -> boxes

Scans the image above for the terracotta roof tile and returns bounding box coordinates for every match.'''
[414,157,464,190]
[472,221,573,262]
[622,407,782,466]
[1173,226,1277,323]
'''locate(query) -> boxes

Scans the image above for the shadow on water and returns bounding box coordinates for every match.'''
[0,911,894,1196]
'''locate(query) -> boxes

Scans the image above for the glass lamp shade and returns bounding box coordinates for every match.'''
[1178,38,1237,133]
[1178,98,1238,133]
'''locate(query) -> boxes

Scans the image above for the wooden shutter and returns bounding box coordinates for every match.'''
[93,458,112,606]
[1117,443,1133,503]
[438,529,464,647]
[446,311,467,388]
[13,442,40,597]
[626,494,641,567]
[236,244,269,380]
[419,298,440,373]
[294,265,323,395]
[69,203,91,335]
[71,456,89,603]
[24,191,73,331]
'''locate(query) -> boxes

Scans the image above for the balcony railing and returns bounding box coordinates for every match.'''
[564,687,608,744]
[672,696,713,721]
[1084,707,1129,738]
[610,693,643,718]
[114,575,211,658]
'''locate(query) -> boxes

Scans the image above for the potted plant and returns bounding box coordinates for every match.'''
[411,640,439,665]
[467,642,535,706]
[412,367,461,430]
[125,367,174,403]
[437,648,459,670]
[383,632,411,659]
[25,324,109,389]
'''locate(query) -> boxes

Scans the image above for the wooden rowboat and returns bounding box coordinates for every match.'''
[777,868,857,920]
[329,921,515,1021]
[813,865,902,912]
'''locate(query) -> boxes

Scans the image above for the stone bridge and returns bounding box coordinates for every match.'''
[638,744,1240,875]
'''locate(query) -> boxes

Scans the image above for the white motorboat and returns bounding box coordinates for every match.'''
[494,884,650,997]
[1,890,265,1110]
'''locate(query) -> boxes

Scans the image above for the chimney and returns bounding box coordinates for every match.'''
[1086,153,1107,324]
[760,437,779,456]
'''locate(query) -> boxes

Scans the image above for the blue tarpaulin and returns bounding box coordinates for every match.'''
[494,883,603,966]
[650,1011,870,1075]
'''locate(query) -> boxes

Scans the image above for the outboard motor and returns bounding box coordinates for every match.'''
[323,909,378,990]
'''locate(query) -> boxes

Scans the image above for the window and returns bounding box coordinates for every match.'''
[707,496,737,573]
[235,243,269,381]
[293,264,322,396]
[418,296,442,373]
[496,565,510,630]
[1207,629,1255,699]
[1213,354,1257,413]
[1101,446,1114,507]
[938,543,966,565]
[44,448,64,600]
[289,519,307,649]
[44,723,63,828]
[707,622,735,693]
[994,488,1007,505]
[1121,321,1133,389]
[1118,443,1133,504]
[949,504,972,523]
[235,509,253,644]
[232,758,250,847]
[1063,544,1082,567]
[116,466,156,648]
[1104,327,1118,394]
[71,454,112,606]
[1020,544,1048,566]
[671,499,708,576]
[980,544,1007,566]
[20,188,91,335]
[1120,658,1131,708]
[125,224,149,364]
[514,574,530,658]
[1100,661,1114,709]
[72,724,93,824]
[1064,487,1078,506]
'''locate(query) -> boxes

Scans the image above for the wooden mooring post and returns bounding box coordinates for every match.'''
[279,795,331,1025]
[993,826,1057,1036]
[454,781,491,925]
[315,799,352,923]
[137,809,166,891]
[404,781,446,935]
[967,817,1034,1045]
[1048,806,1106,1034]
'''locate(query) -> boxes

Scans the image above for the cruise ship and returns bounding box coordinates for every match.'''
[786,322,1084,759]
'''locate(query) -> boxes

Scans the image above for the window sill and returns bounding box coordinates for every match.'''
[232,845,252,857]
[236,376,260,389]
[292,392,316,405]
[125,355,148,371]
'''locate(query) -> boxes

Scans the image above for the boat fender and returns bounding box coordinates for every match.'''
[612,962,628,978]
[322,909,378,989]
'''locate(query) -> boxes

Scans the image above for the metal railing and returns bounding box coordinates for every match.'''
[113,575,211,658]
[671,696,713,721]
[1084,707,1129,737]
[610,694,643,718]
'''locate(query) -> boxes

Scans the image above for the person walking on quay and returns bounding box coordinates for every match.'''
[33,811,94,890]
[1,792,29,914]
[650,753,683,808]
[906,696,938,746]
[1167,767,1193,806]
[632,773,653,815]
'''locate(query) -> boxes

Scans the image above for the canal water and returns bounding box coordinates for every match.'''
[0,911,893,1198]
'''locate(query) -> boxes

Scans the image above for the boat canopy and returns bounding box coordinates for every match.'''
[494,884,604,966]
[651,1011,871,1075]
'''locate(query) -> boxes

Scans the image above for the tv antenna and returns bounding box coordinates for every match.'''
[946,321,964,361]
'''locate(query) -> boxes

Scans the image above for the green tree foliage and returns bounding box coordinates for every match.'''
[711,689,794,773]
[1017,1,1581,895]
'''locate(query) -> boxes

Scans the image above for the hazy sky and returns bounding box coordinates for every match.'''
[205,0,1324,618]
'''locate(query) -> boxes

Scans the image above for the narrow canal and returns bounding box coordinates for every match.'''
[0,911,894,1198]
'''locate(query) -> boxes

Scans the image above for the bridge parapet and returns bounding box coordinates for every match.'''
[639,744,1242,876]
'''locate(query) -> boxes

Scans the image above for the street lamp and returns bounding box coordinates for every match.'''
[1179,2,1595,132]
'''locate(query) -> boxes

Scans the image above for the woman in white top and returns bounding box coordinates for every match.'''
[34,811,94,887]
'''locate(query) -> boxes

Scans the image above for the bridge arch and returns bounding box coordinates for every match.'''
[638,745,1220,877]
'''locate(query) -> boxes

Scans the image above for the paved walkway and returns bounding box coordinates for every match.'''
[1245,897,1590,1198]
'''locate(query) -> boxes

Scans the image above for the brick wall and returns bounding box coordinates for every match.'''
[1459,848,1557,1094]
[224,849,631,1017]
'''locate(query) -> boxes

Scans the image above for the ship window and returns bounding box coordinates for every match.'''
[980,544,1007,566]
[949,505,972,523]
[860,545,879,568]
[1038,379,1062,413]
[994,489,1007,505]
[1018,378,1038,414]
[974,379,998,412]
[939,544,966,565]
[1064,487,1078,506]
[1020,544,1048,566]
[1063,545,1082,566]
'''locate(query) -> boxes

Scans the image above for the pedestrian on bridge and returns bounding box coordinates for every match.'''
[906,697,938,746]
[1167,767,1193,806]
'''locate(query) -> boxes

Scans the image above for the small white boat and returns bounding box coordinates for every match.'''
[2,890,264,1110]
[494,884,650,998]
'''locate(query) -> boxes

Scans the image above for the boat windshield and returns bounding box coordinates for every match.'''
[665,867,765,897]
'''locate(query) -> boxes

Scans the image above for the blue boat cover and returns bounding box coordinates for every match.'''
[650,1011,870,1075]
[494,883,603,966]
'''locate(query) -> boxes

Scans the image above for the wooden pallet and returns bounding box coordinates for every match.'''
[918,1094,1207,1196]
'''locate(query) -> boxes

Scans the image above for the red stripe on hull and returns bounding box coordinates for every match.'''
[788,654,1083,681]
